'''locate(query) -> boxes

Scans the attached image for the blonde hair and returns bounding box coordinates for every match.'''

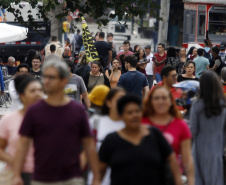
[78,51,87,65]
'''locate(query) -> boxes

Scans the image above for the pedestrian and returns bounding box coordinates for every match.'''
[178,61,199,82]
[191,48,198,60]
[7,56,17,76]
[210,46,223,76]
[94,32,112,70]
[25,49,37,68]
[44,44,61,63]
[152,43,167,82]
[72,29,83,53]
[165,47,180,71]
[193,48,209,78]
[116,40,134,59]
[0,8,6,22]
[83,61,110,93]
[0,74,43,185]
[219,42,226,63]
[12,61,100,185]
[30,54,43,79]
[9,64,30,112]
[105,58,122,88]
[62,47,72,60]
[117,55,149,98]
[94,32,100,42]
[178,48,188,75]
[135,49,148,76]
[203,38,212,61]
[62,19,70,42]
[144,44,154,89]
[87,87,126,185]
[45,36,64,58]
[142,86,194,185]
[133,45,140,54]
[73,53,91,79]
[99,95,182,185]
[64,38,72,56]
[64,60,90,108]
[187,47,195,60]
[190,70,226,185]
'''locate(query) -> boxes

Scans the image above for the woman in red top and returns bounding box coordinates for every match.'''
[142,86,194,185]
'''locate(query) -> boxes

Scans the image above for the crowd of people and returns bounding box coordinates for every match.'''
[0,30,225,185]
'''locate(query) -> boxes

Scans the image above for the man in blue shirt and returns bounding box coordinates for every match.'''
[117,55,149,98]
[0,8,6,22]
[193,48,209,78]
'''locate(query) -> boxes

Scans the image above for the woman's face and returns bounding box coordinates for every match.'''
[151,88,172,115]
[180,48,186,56]
[185,63,195,75]
[20,81,44,106]
[136,45,140,52]
[65,40,68,45]
[122,103,142,130]
[139,49,144,57]
[107,91,126,113]
[91,64,100,74]
[193,48,197,56]
[112,59,120,69]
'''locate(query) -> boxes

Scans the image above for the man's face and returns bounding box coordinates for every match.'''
[123,44,130,52]
[158,45,164,53]
[64,48,70,56]
[18,67,29,74]
[107,36,113,42]
[43,67,68,94]
[165,70,177,87]
[8,60,15,67]
[32,59,41,69]
[145,48,151,55]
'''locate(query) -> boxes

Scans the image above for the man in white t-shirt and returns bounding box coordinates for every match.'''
[144,45,154,89]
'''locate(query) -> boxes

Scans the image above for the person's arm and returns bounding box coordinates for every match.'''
[108,50,112,68]
[206,38,213,49]
[12,136,32,185]
[0,137,13,165]
[82,137,101,185]
[9,81,19,100]
[207,65,209,70]
[181,139,194,185]
[82,91,91,109]
[99,162,107,182]
[167,152,183,185]
[142,86,149,99]
[153,57,167,66]
[107,69,114,82]
[210,59,220,71]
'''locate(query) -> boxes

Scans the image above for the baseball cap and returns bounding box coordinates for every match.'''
[144,45,151,49]
[88,85,110,106]
[220,41,226,50]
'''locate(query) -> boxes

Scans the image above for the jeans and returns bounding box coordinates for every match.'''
[155,73,162,83]
[146,75,153,89]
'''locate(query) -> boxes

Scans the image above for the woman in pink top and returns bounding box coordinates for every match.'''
[0,74,43,185]
[142,86,194,185]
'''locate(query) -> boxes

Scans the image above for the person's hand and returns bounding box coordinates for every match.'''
[92,179,101,185]
[111,66,114,72]
[12,176,24,185]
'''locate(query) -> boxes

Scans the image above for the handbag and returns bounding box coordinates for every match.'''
[0,169,13,185]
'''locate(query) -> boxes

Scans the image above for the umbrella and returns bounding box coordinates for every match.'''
[0,23,28,43]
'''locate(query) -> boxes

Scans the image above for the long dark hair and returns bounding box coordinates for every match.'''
[199,70,226,118]
[91,61,104,73]
[167,47,177,58]
[101,87,125,115]
[187,47,195,57]
[135,49,146,61]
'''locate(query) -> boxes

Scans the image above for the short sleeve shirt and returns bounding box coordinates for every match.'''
[65,74,87,102]
[142,117,191,158]
[19,100,91,182]
[117,71,148,98]
[94,41,111,66]
[153,52,167,74]
[99,127,172,185]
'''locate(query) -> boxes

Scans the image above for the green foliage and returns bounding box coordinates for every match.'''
[0,0,160,29]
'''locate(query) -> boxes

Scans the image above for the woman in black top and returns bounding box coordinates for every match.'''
[178,61,199,82]
[99,95,182,185]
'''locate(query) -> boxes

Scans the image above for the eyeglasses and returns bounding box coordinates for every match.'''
[43,75,60,80]
[32,60,41,64]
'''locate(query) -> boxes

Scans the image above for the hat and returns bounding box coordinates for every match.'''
[88,85,110,106]
[220,42,226,50]
[144,45,151,49]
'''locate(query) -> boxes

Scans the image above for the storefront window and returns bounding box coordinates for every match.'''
[198,14,205,35]
[209,12,226,35]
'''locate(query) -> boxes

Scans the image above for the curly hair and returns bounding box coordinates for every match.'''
[143,86,182,119]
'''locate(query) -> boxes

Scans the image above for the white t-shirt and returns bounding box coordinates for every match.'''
[145,53,154,75]
[88,115,125,185]
[9,80,23,112]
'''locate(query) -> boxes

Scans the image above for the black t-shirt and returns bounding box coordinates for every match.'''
[30,69,43,78]
[94,41,111,67]
[99,127,172,185]
[177,75,199,82]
